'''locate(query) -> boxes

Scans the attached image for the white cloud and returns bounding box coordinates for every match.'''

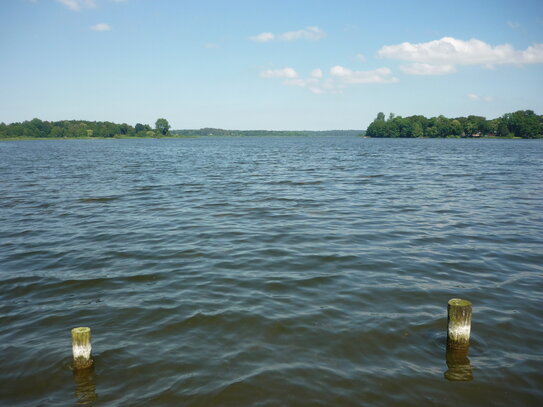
[507,21,520,29]
[260,68,298,78]
[262,66,398,94]
[310,68,323,78]
[56,0,96,11]
[250,26,325,42]
[467,93,494,102]
[400,63,457,75]
[90,23,111,31]
[205,43,219,49]
[378,37,543,73]
[356,53,366,62]
[284,78,326,94]
[280,26,325,41]
[330,65,399,84]
[250,32,275,42]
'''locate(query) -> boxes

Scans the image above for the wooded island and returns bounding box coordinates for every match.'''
[365,110,542,138]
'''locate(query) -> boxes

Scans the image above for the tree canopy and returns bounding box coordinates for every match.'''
[365,110,543,139]
[0,118,171,139]
[155,118,171,136]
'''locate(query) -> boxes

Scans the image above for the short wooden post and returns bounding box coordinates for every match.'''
[447,298,472,349]
[72,327,93,370]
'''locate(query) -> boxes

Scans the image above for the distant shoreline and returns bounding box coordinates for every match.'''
[2,111,542,140]
[1,135,532,142]
[0,118,363,140]
[0,135,196,141]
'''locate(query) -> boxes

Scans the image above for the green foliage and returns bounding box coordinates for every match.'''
[0,118,363,139]
[1,112,541,140]
[364,110,542,138]
[155,118,170,136]
[506,110,541,138]
[0,118,152,139]
[496,119,510,138]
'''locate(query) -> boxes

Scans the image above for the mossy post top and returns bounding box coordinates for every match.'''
[448,298,472,307]
[72,327,91,336]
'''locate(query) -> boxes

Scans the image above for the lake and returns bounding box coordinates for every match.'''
[1,136,542,406]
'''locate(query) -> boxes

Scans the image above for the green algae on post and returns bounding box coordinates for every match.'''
[71,327,93,370]
[447,298,472,349]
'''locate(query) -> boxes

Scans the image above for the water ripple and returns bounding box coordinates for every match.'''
[1,137,542,406]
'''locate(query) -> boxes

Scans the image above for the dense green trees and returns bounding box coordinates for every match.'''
[0,118,171,139]
[365,110,543,138]
[504,110,542,139]
[1,111,541,140]
[155,118,171,136]
[0,119,362,139]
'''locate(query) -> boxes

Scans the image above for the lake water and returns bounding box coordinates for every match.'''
[1,136,542,406]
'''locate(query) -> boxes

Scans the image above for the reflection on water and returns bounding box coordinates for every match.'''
[73,368,98,405]
[444,346,473,382]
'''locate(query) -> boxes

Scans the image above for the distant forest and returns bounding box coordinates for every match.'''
[0,118,172,139]
[170,129,362,137]
[365,110,542,138]
[1,110,542,139]
[0,118,360,139]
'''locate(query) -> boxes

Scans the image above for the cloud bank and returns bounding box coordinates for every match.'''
[400,63,456,75]
[379,37,543,74]
[261,66,398,94]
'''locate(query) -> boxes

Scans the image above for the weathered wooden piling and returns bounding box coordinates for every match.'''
[447,298,472,349]
[71,327,93,370]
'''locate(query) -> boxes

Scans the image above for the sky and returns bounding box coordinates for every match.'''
[1,0,543,130]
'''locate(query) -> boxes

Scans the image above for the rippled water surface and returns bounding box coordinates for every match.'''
[1,137,542,406]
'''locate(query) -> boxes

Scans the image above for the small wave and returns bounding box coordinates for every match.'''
[270,180,323,185]
[78,196,120,203]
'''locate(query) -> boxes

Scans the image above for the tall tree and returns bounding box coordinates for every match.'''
[155,118,171,136]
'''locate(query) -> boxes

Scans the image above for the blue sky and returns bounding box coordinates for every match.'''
[1,0,542,130]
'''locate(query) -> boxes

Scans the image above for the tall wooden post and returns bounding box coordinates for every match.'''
[447,298,472,349]
[71,327,93,370]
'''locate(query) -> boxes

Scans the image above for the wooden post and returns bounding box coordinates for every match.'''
[447,298,472,349]
[71,327,93,370]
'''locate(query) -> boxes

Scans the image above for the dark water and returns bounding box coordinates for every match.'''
[1,137,542,406]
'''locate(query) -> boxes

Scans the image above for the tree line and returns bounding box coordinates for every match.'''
[2,111,542,139]
[0,118,363,139]
[170,128,362,137]
[0,118,171,139]
[365,110,542,139]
